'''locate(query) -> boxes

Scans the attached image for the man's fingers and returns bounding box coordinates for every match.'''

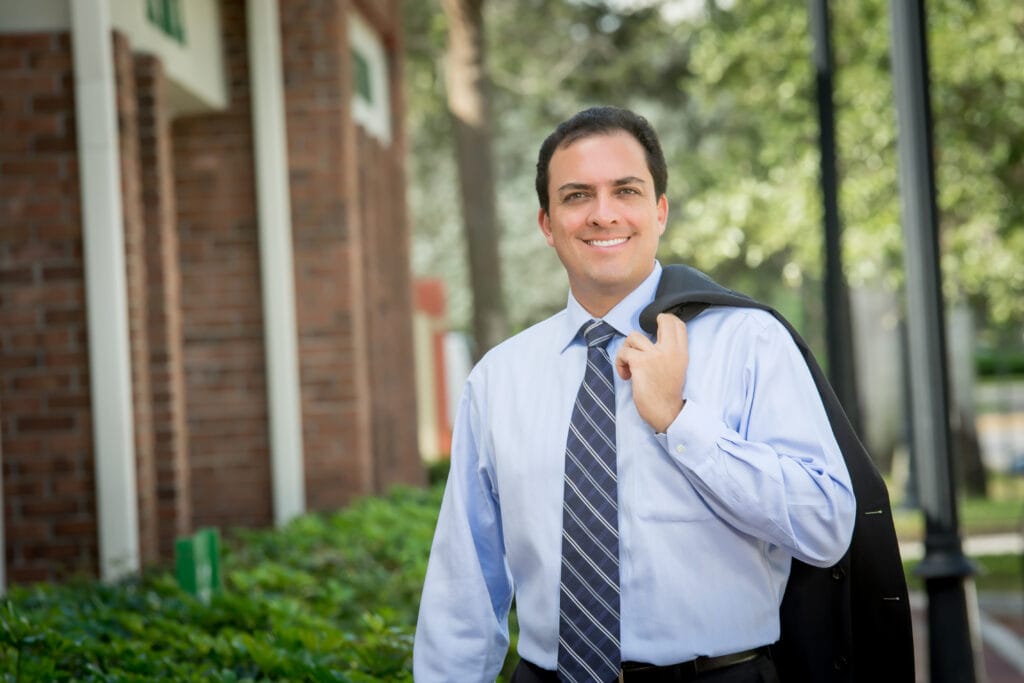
[656,313,686,347]
[623,331,655,352]
[614,346,633,380]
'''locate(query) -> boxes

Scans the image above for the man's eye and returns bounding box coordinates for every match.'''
[564,192,587,202]
[617,187,640,195]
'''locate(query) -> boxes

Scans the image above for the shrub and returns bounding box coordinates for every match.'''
[0,485,444,682]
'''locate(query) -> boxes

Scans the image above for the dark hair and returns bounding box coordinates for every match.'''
[535,106,668,213]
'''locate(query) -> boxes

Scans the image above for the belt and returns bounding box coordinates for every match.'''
[617,645,772,682]
[519,645,770,682]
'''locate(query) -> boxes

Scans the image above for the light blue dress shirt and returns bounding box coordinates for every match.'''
[413,262,856,681]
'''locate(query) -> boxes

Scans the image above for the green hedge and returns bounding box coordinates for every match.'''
[976,349,1024,377]
[1,486,444,682]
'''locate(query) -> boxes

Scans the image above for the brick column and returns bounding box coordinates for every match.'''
[279,0,374,510]
[135,53,191,559]
[173,0,272,529]
[279,1,423,507]
[0,32,98,583]
[352,2,423,489]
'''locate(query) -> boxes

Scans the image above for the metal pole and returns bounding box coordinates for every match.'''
[887,1,981,681]
[808,0,862,436]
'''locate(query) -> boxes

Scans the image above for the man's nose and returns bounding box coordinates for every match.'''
[587,193,619,226]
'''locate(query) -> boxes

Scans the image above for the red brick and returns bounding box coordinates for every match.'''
[24,541,80,560]
[0,158,62,175]
[16,415,76,432]
[0,354,37,371]
[42,264,83,281]
[22,499,80,517]
[5,520,50,539]
[54,519,96,537]
[0,267,35,285]
[11,373,72,392]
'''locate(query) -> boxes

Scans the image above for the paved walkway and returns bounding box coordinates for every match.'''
[911,591,1024,682]
[904,533,1024,682]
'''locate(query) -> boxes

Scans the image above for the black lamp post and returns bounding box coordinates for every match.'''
[888,1,981,680]
[807,0,861,437]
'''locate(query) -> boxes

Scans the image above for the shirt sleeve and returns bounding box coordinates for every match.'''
[657,313,856,567]
[413,380,513,682]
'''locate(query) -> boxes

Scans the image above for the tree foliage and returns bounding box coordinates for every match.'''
[403,0,1024,340]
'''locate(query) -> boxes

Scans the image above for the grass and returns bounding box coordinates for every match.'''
[904,554,1023,592]
[893,496,1024,541]
[891,472,1024,541]
[892,473,1023,592]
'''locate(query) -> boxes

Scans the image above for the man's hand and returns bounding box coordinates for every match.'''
[614,313,689,433]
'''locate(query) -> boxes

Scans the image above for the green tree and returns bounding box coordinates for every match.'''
[403,0,1024,492]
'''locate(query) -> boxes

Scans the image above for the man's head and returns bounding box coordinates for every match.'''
[536,107,669,317]
[535,106,667,214]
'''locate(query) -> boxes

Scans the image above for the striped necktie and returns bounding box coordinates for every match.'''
[557,319,621,683]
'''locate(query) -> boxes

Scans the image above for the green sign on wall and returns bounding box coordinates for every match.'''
[175,528,221,603]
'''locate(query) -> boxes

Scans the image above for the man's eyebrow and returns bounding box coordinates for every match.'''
[611,176,646,186]
[555,177,647,193]
[556,182,594,193]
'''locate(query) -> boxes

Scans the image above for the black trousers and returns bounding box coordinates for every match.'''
[511,654,780,683]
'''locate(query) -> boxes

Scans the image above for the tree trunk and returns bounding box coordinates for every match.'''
[441,0,508,357]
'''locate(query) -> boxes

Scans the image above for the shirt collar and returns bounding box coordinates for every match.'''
[558,261,663,353]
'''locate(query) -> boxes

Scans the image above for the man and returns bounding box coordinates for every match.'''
[414,106,856,682]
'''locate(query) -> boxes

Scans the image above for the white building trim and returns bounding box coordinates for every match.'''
[71,0,140,581]
[246,0,306,525]
[348,10,392,144]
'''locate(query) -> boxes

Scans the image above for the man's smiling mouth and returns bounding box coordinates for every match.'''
[586,237,629,247]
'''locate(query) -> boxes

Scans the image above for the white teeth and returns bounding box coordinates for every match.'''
[588,237,627,247]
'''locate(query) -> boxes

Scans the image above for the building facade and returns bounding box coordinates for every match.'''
[0,0,423,588]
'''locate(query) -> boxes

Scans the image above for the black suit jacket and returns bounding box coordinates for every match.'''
[639,264,914,682]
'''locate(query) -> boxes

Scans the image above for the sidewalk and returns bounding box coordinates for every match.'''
[911,591,1024,682]
[903,533,1024,682]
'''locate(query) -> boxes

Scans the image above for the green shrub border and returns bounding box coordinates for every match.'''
[0,486,444,682]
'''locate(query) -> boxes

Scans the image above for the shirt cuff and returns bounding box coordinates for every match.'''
[654,398,725,468]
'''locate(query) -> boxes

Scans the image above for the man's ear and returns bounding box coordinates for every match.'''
[656,194,668,235]
[538,207,555,246]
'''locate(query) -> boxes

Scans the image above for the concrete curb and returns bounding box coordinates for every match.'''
[899,532,1024,562]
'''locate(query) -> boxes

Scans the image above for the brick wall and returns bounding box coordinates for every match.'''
[0,32,98,582]
[280,0,374,510]
[172,0,272,529]
[134,53,192,560]
[113,32,159,566]
[357,126,422,488]
[280,0,423,510]
[0,0,422,584]
[356,6,423,488]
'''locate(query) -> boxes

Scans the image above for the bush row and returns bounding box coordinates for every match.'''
[1,485,445,682]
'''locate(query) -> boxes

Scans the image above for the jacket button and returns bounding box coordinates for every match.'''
[834,655,850,669]
[831,566,846,580]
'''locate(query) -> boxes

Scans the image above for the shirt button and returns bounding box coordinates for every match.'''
[675,444,686,454]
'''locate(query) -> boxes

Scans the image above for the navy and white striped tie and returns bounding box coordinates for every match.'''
[557,319,621,683]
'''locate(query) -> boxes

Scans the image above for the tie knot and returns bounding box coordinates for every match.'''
[582,319,617,349]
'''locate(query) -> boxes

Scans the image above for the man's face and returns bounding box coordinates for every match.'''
[538,131,668,316]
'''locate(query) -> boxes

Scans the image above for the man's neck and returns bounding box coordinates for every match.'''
[570,267,659,319]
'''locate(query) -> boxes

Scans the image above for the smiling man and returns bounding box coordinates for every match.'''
[413,107,855,683]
